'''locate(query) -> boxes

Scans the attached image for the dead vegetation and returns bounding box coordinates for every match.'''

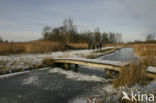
[24,41,60,53]
[69,43,88,49]
[113,63,147,87]
[87,47,121,59]
[0,39,127,55]
[95,47,120,54]
[134,44,156,66]
[134,44,156,56]
[0,40,60,54]
[87,52,99,59]
[42,58,54,66]
[114,44,156,87]
[0,40,127,55]
[0,40,86,55]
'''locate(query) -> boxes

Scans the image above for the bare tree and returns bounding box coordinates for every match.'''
[94,28,101,42]
[0,36,3,42]
[42,26,52,40]
[115,33,122,43]
[109,32,116,43]
[146,34,155,41]
[101,32,109,44]
[63,18,77,44]
[41,18,122,44]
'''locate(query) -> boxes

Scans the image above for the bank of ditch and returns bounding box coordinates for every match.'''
[0,46,121,76]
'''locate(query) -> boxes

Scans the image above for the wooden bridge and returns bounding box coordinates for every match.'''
[52,58,156,79]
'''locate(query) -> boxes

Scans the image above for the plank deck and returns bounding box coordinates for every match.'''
[52,58,156,79]
[52,58,127,72]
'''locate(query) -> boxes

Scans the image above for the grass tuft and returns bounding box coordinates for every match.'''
[113,63,147,87]
[42,58,54,66]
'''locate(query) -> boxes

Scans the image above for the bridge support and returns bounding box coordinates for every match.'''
[64,63,70,70]
[74,64,79,71]
[105,69,112,78]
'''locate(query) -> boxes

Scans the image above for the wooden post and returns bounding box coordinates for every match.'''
[74,64,79,71]
[114,71,119,78]
[86,97,89,103]
[64,63,70,70]
[105,69,112,78]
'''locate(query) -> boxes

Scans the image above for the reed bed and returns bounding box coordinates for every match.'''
[0,41,86,55]
[69,43,88,49]
[134,44,156,56]
[114,44,156,87]
[113,63,147,87]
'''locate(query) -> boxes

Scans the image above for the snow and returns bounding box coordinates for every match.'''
[68,97,86,103]
[49,68,107,82]
[146,66,156,73]
[22,76,39,85]
[0,71,30,79]
[67,80,156,103]
[0,46,122,73]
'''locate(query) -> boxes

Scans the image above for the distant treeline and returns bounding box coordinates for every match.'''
[128,34,156,44]
[42,18,122,44]
[128,40,156,44]
[0,36,9,43]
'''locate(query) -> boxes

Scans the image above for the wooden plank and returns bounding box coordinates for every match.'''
[147,72,156,80]
[53,59,121,72]
[52,58,156,79]
[53,58,123,67]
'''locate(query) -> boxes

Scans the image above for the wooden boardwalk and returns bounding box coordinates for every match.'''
[52,58,156,79]
[53,58,125,71]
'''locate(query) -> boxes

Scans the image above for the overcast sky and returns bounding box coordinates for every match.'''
[0,0,156,42]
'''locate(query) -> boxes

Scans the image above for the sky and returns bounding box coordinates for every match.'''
[0,0,156,42]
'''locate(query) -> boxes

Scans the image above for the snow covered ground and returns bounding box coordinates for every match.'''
[0,46,120,73]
